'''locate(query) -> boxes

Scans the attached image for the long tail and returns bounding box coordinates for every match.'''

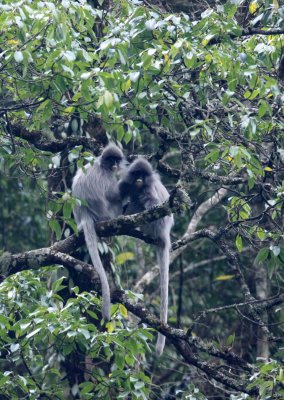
[82,217,111,321]
[156,240,170,356]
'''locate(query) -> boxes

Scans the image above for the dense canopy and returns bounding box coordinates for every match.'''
[0,0,284,398]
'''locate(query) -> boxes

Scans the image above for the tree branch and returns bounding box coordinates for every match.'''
[0,187,189,277]
[113,290,257,395]
[0,244,257,393]
[207,27,284,46]
[11,123,102,153]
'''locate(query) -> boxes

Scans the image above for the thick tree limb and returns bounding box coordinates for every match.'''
[11,123,102,153]
[207,28,284,46]
[0,188,188,277]
[0,248,95,279]
[95,186,190,239]
[243,27,284,36]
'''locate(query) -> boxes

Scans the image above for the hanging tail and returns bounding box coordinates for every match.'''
[156,239,170,356]
[82,217,111,321]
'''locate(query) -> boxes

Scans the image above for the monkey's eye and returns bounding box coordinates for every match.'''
[108,157,121,166]
[113,157,121,165]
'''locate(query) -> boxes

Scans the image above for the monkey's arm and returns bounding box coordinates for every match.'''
[123,200,144,216]
[86,198,113,222]
[142,190,161,210]
[118,181,130,196]
[144,180,170,209]
[106,185,121,204]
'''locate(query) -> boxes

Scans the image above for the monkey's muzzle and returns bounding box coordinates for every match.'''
[135,178,143,188]
[112,165,118,171]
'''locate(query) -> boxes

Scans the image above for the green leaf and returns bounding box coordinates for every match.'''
[49,219,62,241]
[255,248,269,264]
[125,354,135,366]
[115,351,125,370]
[256,228,266,241]
[51,277,66,293]
[258,100,268,117]
[226,334,235,346]
[134,381,145,390]
[124,130,132,144]
[0,314,11,328]
[63,202,72,219]
[26,328,41,339]
[86,310,98,320]
[236,234,243,252]
[78,328,90,340]
[79,382,95,395]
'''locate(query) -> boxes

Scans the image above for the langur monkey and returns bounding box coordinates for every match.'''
[72,144,125,321]
[119,158,174,356]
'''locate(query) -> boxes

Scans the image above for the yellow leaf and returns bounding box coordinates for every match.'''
[264,166,273,171]
[103,90,113,108]
[119,304,128,318]
[64,106,75,114]
[124,79,131,93]
[215,274,235,281]
[96,95,104,109]
[106,321,115,333]
[202,34,214,46]
[116,252,134,265]
[164,53,170,65]
[205,54,212,63]
[273,0,279,10]
[7,39,20,45]
[249,1,258,14]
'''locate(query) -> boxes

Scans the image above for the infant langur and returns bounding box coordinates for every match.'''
[72,144,125,321]
[119,158,174,356]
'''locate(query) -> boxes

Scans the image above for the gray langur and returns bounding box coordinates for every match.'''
[72,144,125,321]
[118,158,174,356]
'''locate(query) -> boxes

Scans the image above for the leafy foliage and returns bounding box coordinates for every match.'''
[0,0,284,398]
[0,269,152,399]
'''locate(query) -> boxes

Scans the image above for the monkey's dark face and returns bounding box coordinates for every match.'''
[130,170,149,189]
[101,145,124,172]
[103,155,123,171]
[124,158,153,190]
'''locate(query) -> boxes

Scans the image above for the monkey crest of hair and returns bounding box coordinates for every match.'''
[119,157,174,356]
[100,144,124,170]
[72,144,125,322]
[128,158,153,176]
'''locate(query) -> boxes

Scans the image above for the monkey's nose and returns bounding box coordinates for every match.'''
[112,165,118,171]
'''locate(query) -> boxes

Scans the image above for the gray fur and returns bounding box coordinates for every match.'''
[119,157,174,355]
[72,144,125,321]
